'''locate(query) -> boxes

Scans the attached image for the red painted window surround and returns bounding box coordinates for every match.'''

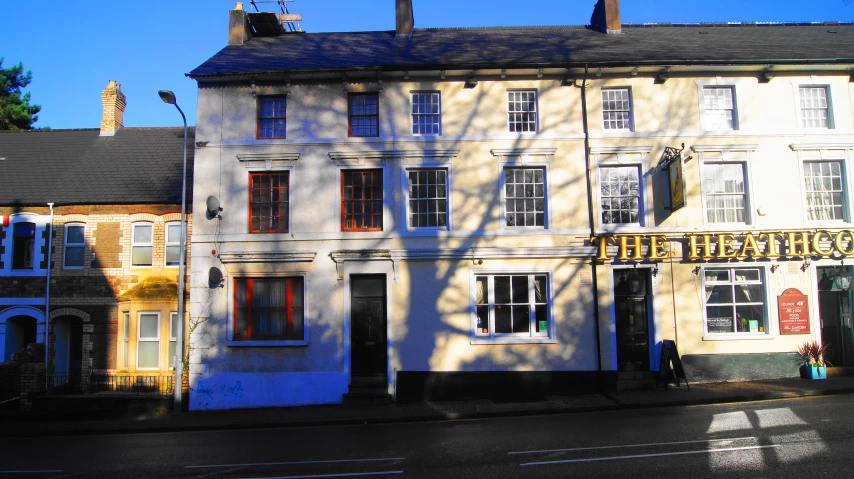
[234,277,305,341]
[341,169,383,231]
[249,172,290,233]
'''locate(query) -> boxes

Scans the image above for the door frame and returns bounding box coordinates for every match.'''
[342,266,393,387]
[608,265,661,372]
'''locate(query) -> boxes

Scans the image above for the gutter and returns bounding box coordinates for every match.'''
[44,202,54,389]
[578,65,603,375]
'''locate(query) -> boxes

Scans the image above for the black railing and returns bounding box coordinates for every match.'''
[50,374,173,395]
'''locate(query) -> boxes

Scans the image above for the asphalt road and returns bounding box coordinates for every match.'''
[1,394,852,478]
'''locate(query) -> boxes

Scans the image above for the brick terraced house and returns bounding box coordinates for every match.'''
[0,80,194,397]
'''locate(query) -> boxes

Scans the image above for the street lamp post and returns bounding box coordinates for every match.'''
[158,89,187,414]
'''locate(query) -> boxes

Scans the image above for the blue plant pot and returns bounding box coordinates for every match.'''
[806,365,827,380]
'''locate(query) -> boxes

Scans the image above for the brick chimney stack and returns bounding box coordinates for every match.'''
[229,2,251,45]
[395,0,415,38]
[100,79,126,136]
[591,0,622,34]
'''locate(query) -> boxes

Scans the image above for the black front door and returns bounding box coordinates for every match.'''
[818,267,854,366]
[614,269,651,372]
[350,275,387,378]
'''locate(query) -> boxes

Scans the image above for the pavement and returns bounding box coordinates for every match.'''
[2,375,854,438]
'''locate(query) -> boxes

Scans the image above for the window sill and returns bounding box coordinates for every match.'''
[471,336,556,345]
[227,339,308,347]
[702,333,773,341]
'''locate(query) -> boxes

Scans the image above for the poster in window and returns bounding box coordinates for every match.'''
[707,317,734,333]
[778,288,810,334]
[668,157,686,212]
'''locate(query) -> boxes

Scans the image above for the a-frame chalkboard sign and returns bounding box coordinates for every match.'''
[658,339,689,390]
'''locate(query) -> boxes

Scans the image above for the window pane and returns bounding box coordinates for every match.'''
[494,276,511,303]
[67,225,84,244]
[165,245,180,266]
[134,224,152,244]
[132,246,153,266]
[138,342,159,369]
[65,246,84,267]
[139,314,159,338]
[167,224,181,243]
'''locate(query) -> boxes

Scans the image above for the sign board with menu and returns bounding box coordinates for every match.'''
[778,288,810,334]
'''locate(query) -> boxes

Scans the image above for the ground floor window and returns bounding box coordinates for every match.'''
[473,273,551,342]
[137,312,160,369]
[234,277,305,341]
[703,267,767,335]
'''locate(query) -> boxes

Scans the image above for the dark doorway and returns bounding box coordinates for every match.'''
[54,316,83,377]
[350,275,387,380]
[614,269,652,372]
[818,266,854,366]
[3,315,37,362]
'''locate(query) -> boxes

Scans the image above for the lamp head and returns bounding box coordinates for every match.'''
[158,90,177,105]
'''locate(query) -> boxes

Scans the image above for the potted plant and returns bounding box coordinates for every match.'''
[796,341,831,380]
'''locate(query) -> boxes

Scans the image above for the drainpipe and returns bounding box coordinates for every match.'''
[45,202,55,389]
[579,65,603,375]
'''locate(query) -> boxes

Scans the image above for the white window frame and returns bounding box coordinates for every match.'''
[695,79,746,132]
[226,273,310,347]
[597,164,643,227]
[410,91,441,136]
[122,311,129,370]
[137,312,160,370]
[470,270,555,345]
[792,147,854,224]
[131,222,153,268]
[701,86,738,131]
[403,167,451,231]
[601,87,633,132]
[501,166,549,229]
[701,266,773,340]
[62,223,86,269]
[164,221,181,268]
[507,90,538,133]
[700,161,750,225]
[0,213,47,276]
[169,312,178,369]
[797,85,834,130]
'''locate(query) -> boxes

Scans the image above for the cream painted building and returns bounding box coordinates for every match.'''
[186,0,854,410]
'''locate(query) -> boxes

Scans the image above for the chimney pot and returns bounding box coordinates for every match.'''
[395,0,415,37]
[591,0,622,34]
[100,79,126,136]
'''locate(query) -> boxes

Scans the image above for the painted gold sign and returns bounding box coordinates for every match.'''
[596,231,854,262]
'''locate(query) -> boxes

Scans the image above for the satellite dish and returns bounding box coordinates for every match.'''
[209,266,224,286]
[206,195,222,218]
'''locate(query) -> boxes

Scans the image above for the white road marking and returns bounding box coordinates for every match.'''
[186,458,405,469]
[520,444,780,466]
[235,471,403,479]
[509,436,759,455]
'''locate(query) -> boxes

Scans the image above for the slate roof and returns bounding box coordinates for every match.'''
[189,23,854,78]
[0,127,194,206]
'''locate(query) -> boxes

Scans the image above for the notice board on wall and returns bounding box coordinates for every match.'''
[778,288,810,334]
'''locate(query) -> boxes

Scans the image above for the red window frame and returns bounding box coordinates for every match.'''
[234,277,305,341]
[257,96,287,139]
[341,169,383,231]
[249,172,290,233]
[347,93,379,137]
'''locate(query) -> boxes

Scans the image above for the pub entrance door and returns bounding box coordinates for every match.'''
[817,266,854,366]
[614,269,652,372]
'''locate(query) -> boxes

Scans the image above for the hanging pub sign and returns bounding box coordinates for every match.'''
[658,144,687,213]
[778,288,810,334]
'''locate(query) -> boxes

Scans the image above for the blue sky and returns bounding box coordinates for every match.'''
[3,0,853,129]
